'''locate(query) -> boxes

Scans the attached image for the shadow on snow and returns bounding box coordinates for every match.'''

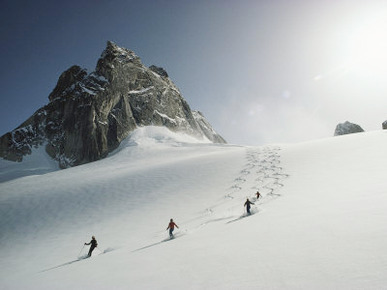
[132,233,184,252]
[39,247,116,273]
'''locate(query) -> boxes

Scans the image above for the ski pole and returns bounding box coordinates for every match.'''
[78,245,85,257]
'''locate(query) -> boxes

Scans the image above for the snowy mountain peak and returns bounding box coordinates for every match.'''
[0,42,225,168]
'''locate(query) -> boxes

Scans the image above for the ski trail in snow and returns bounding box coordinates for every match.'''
[226,211,258,224]
[40,256,89,272]
[132,232,186,252]
[228,146,288,198]
[39,247,118,272]
[134,146,290,243]
[247,146,289,199]
[196,146,289,226]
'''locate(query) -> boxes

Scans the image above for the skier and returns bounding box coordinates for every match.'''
[256,191,261,200]
[244,198,255,215]
[166,218,179,238]
[85,236,98,257]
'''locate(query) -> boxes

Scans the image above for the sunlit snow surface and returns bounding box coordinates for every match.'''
[1,127,387,289]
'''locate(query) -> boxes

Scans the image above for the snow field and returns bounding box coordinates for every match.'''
[1,127,387,289]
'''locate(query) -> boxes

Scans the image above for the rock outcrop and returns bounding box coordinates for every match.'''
[334,121,364,136]
[0,41,225,168]
[383,120,387,130]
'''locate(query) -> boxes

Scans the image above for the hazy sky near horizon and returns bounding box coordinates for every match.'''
[1,0,387,145]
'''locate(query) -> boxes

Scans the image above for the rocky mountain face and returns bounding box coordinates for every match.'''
[0,41,226,168]
[334,121,364,136]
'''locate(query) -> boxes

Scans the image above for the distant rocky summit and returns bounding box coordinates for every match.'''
[383,120,387,130]
[0,41,226,168]
[334,121,364,136]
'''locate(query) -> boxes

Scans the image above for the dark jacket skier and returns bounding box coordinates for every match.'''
[166,219,179,238]
[244,198,255,215]
[256,191,261,200]
[85,236,98,257]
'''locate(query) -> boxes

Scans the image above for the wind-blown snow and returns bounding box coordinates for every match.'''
[0,146,59,183]
[1,127,387,289]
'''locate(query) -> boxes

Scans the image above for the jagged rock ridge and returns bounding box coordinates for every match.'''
[0,41,226,168]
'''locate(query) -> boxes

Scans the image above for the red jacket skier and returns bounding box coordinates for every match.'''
[166,219,179,238]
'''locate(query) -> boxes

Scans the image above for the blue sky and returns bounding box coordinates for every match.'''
[1,0,387,145]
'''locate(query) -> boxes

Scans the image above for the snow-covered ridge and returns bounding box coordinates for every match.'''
[0,127,210,183]
[106,127,213,159]
[0,145,59,183]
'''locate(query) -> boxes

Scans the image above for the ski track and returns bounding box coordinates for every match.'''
[186,146,289,231]
[131,145,289,252]
[225,145,289,204]
[32,145,290,260]
[133,231,187,252]
[40,247,117,272]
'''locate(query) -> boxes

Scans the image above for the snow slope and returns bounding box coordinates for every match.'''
[1,127,387,289]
